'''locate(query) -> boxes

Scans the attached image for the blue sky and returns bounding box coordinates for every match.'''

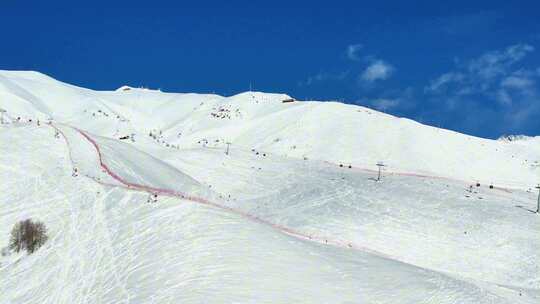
[1,1,539,138]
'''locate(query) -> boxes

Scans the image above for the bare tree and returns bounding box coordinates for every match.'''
[9,219,48,254]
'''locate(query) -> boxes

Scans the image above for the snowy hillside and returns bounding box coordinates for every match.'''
[1,70,539,189]
[1,70,539,303]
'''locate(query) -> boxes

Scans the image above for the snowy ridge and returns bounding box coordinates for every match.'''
[0,70,537,190]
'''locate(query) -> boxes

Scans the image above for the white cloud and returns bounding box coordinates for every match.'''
[424,43,539,134]
[467,43,534,80]
[299,71,348,86]
[369,98,400,111]
[360,60,394,83]
[495,89,512,105]
[425,72,464,92]
[501,75,534,89]
[346,44,363,61]
[436,11,501,35]
[359,88,414,112]
[426,43,535,95]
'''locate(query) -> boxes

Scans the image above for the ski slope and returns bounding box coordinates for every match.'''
[1,70,539,303]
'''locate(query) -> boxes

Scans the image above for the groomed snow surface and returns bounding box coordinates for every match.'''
[0,70,539,303]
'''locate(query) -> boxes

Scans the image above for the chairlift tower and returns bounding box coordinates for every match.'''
[225,142,231,156]
[376,161,385,182]
[0,108,6,124]
[536,185,540,214]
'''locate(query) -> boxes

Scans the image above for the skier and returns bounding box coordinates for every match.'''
[146,193,158,204]
[72,168,79,177]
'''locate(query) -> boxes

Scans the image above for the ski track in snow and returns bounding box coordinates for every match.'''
[46,122,411,262]
[2,120,538,303]
[321,160,515,194]
[37,121,537,267]
[43,121,539,296]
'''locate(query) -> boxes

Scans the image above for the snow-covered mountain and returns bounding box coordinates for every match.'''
[1,70,539,303]
[1,70,537,189]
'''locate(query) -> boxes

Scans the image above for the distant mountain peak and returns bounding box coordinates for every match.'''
[497,134,534,142]
[115,85,161,92]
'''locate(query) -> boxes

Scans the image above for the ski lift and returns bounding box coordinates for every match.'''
[376,162,386,181]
